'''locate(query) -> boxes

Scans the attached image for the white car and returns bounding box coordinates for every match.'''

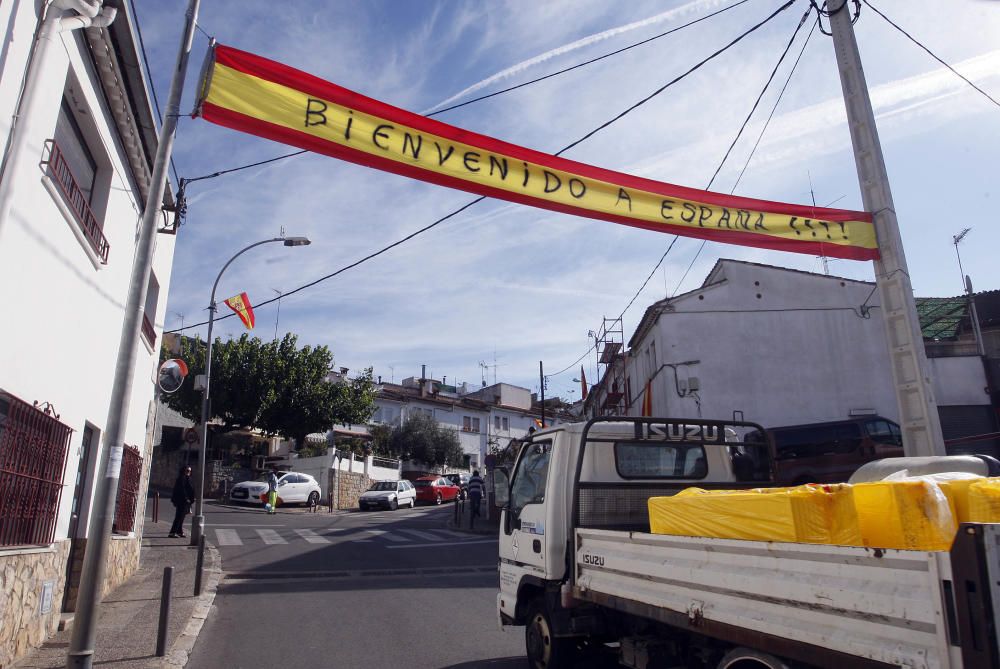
[230,472,322,507]
[358,480,416,511]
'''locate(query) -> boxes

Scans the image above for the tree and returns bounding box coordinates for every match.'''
[389,413,464,467]
[160,333,376,448]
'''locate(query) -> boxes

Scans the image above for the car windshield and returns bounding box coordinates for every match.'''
[414,480,431,487]
[370,482,396,491]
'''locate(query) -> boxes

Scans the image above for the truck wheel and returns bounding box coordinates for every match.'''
[525,602,573,669]
[718,648,790,669]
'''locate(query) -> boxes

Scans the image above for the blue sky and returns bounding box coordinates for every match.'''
[136,0,1000,400]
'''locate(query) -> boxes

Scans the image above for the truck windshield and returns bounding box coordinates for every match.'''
[510,441,551,519]
[614,441,707,479]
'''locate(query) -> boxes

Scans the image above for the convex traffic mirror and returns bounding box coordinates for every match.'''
[158,359,189,394]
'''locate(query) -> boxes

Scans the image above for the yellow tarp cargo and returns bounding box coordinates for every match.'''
[852,480,955,551]
[969,478,1000,522]
[648,484,861,546]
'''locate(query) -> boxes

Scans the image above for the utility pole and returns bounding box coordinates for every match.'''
[539,361,545,429]
[828,0,945,457]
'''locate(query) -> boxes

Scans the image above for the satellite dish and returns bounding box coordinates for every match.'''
[158,359,189,394]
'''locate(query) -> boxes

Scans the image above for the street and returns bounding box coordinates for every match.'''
[186,502,525,669]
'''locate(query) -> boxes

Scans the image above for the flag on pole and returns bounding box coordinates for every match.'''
[534,418,544,428]
[641,380,653,417]
[579,366,588,400]
[224,292,256,330]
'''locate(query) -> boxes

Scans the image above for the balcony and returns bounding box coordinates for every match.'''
[42,139,110,264]
[141,313,157,348]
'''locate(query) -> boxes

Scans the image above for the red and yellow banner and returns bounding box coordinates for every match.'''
[223,292,255,330]
[197,44,878,260]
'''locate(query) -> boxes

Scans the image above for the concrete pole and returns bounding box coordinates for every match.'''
[827,0,945,456]
[67,1,201,667]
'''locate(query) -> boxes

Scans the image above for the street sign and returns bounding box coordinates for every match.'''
[184,428,199,445]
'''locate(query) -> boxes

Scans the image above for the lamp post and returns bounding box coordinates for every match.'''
[190,236,310,546]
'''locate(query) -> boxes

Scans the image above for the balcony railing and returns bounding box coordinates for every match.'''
[42,139,110,264]
[141,313,157,347]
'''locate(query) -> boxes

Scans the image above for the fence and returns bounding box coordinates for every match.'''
[0,391,73,547]
[113,445,143,534]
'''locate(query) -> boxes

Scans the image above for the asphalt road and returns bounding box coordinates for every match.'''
[187,501,526,669]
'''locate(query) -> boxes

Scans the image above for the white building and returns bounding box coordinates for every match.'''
[0,2,175,663]
[372,377,571,469]
[586,260,993,449]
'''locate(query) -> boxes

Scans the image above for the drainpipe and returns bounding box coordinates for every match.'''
[0,0,116,236]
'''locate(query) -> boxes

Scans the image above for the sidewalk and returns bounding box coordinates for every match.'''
[445,497,500,535]
[15,508,221,669]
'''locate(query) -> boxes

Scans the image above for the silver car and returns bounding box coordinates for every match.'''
[358,480,416,511]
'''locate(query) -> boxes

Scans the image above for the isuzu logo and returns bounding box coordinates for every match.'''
[641,422,723,443]
[582,553,605,567]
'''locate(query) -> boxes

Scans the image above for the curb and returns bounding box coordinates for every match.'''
[155,543,222,669]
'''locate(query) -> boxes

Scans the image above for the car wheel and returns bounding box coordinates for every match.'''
[409,497,416,508]
[389,498,398,511]
[525,601,574,669]
[435,493,443,505]
[307,491,319,507]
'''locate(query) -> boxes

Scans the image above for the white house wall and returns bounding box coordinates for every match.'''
[0,11,174,542]
[627,262,899,428]
[928,356,989,406]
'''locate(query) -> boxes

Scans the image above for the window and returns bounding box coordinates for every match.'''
[160,426,183,451]
[510,441,551,521]
[495,416,501,430]
[113,445,142,534]
[463,416,480,432]
[774,423,863,459]
[0,391,74,546]
[502,417,509,431]
[44,87,110,264]
[865,420,902,447]
[142,273,159,347]
[614,440,707,479]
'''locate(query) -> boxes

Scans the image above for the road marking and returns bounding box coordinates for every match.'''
[435,529,472,539]
[256,529,287,545]
[360,529,407,542]
[386,538,498,549]
[397,529,441,541]
[294,529,331,544]
[208,524,286,527]
[214,529,242,546]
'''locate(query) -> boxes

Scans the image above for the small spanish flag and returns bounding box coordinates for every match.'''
[579,366,588,401]
[534,418,544,428]
[641,380,652,417]
[223,292,256,330]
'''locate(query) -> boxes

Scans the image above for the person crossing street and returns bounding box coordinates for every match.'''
[266,464,279,514]
[467,470,485,526]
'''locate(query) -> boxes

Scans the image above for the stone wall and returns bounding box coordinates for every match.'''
[329,470,373,509]
[0,541,71,668]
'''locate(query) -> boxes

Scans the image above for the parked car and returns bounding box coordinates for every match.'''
[413,476,461,505]
[359,480,416,511]
[445,473,470,498]
[744,416,904,485]
[229,472,322,507]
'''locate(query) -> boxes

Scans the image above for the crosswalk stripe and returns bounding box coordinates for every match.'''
[215,529,242,546]
[256,529,287,545]
[434,529,471,539]
[361,529,407,542]
[397,529,441,541]
[294,529,331,544]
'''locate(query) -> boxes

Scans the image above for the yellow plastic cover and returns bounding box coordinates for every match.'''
[969,478,1000,522]
[852,480,955,551]
[648,484,861,546]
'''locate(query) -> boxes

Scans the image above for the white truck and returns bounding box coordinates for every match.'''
[494,416,1000,669]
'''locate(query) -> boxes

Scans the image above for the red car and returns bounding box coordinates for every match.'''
[413,476,461,505]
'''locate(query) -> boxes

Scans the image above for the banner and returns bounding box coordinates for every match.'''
[197,44,878,261]
[223,292,256,330]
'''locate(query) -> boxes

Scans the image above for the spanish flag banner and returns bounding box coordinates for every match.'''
[223,292,256,330]
[196,44,878,261]
[641,380,653,418]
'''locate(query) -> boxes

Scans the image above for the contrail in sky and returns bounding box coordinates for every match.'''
[423,0,733,114]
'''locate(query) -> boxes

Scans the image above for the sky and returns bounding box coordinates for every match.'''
[135,0,1000,400]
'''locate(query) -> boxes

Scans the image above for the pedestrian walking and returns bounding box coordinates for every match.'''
[467,469,485,524]
[266,464,279,514]
[168,465,194,538]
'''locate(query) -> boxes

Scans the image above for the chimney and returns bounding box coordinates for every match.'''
[378,375,382,384]
[421,364,427,398]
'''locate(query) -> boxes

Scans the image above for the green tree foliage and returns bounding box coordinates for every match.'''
[160,334,376,448]
[387,413,464,466]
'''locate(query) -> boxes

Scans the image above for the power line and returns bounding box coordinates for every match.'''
[862,0,1000,110]
[671,9,817,297]
[129,0,180,186]
[425,0,758,117]
[168,1,800,336]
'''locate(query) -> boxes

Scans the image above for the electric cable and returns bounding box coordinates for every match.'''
[862,0,1000,110]
[670,10,817,297]
[166,0,801,335]
[129,0,180,185]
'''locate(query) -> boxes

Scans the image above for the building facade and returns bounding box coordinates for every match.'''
[0,1,175,664]
[586,260,997,455]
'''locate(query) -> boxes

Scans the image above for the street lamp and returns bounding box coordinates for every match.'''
[190,236,311,545]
